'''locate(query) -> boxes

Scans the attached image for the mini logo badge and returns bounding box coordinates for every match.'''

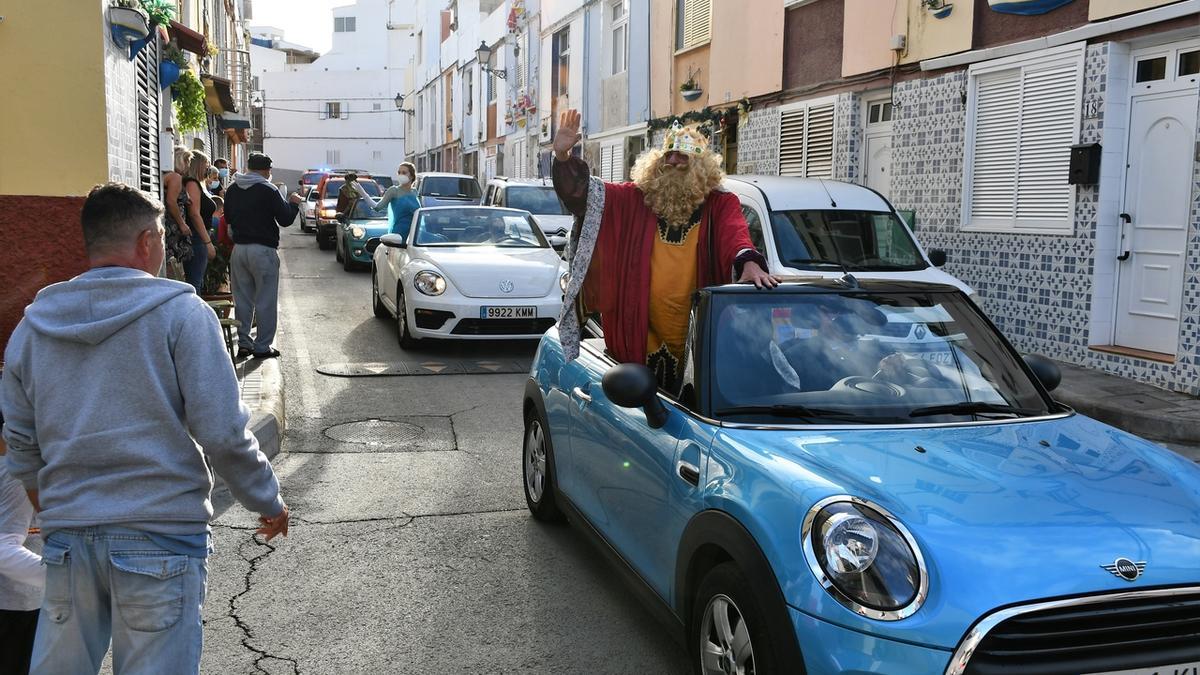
[1101,557,1145,582]
[499,280,515,294]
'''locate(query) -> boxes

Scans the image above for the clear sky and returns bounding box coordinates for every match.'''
[250,0,346,54]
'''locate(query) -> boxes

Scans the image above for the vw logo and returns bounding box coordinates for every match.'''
[499,279,515,294]
[1101,557,1146,582]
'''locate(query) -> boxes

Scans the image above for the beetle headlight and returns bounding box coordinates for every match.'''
[350,226,366,239]
[802,497,927,620]
[413,270,446,296]
[559,272,569,294]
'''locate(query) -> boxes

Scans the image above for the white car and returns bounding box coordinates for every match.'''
[482,177,572,252]
[299,186,319,232]
[368,206,567,347]
[723,176,975,297]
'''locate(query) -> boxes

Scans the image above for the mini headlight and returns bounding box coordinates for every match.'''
[802,497,927,620]
[351,226,366,239]
[559,272,569,293]
[413,271,446,296]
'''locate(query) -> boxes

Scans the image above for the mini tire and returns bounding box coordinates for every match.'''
[342,239,356,271]
[317,231,335,250]
[396,285,418,349]
[523,407,564,523]
[371,267,390,318]
[691,562,779,675]
[335,233,345,262]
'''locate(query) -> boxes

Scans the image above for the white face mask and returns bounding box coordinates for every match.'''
[397,174,412,186]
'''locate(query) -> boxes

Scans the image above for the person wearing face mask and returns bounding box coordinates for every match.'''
[206,167,224,198]
[352,162,421,238]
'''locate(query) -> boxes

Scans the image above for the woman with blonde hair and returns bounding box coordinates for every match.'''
[181,150,217,292]
[162,146,194,275]
[353,162,421,237]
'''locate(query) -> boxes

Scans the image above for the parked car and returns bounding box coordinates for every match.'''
[371,174,395,190]
[414,172,483,208]
[313,175,381,250]
[523,279,1200,674]
[335,200,389,272]
[299,185,319,232]
[483,177,571,252]
[366,206,567,348]
[724,176,974,297]
[298,169,328,192]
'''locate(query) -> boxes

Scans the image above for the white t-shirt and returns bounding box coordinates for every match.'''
[0,459,43,611]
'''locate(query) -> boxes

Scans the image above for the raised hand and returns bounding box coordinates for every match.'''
[553,109,582,161]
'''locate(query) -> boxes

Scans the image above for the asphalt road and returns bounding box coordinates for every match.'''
[199,227,691,674]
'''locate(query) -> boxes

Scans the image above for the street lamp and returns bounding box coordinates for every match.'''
[476,41,506,80]
[394,92,414,116]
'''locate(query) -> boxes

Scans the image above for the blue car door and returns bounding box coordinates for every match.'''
[563,347,713,601]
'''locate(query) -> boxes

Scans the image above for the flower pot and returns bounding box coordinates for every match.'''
[109,6,150,35]
[680,89,703,102]
[516,117,527,128]
[159,61,181,89]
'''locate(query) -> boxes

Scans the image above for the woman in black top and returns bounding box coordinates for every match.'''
[182,150,217,293]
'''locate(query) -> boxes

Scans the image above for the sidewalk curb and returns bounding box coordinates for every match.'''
[238,358,285,461]
[1053,361,1200,447]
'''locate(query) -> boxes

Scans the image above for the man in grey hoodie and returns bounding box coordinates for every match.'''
[2,183,290,674]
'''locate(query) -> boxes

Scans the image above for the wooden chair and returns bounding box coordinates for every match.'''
[205,300,240,360]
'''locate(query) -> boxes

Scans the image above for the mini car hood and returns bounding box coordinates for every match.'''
[416,247,562,299]
[714,414,1200,647]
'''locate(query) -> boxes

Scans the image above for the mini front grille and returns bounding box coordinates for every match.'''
[451,318,556,336]
[962,588,1200,675]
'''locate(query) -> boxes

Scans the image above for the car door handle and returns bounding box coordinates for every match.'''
[677,460,700,486]
[571,386,592,403]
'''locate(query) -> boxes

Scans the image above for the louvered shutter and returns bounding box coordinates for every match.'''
[611,142,625,181]
[969,70,1020,221]
[682,0,711,49]
[600,145,613,181]
[135,38,161,195]
[1015,64,1076,223]
[779,108,806,177]
[804,102,834,178]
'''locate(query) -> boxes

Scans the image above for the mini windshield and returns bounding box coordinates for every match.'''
[419,177,482,199]
[771,210,925,271]
[350,201,387,220]
[506,186,568,215]
[710,290,1053,424]
[414,209,549,248]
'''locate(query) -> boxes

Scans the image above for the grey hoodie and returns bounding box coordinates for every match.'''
[2,267,283,535]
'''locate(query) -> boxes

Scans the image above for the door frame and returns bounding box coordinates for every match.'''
[1107,38,1200,355]
[859,92,894,192]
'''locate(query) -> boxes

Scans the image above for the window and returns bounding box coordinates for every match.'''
[515,32,528,89]
[326,149,341,165]
[600,142,626,182]
[676,0,711,51]
[487,67,496,103]
[739,204,765,253]
[778,97,835,178]
[372,150,383,160]
[417,31,423,65]
[554,27,570,99]
[610,1,628,75]
[867,101,893,124]
[324,101,342,119]
[136,36,160,195]
[334,16,356,32]
[1181,50,1200,76]
[964,46,1081,233]
[372,102,382,111]
[465,67,473,114]
[1136,56,1166,82]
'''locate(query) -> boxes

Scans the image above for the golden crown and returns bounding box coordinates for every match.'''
[662,121,708,155]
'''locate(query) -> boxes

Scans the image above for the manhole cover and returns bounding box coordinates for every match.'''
[324,419,424,445]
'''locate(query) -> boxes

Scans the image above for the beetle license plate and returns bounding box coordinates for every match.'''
[480,306,536,319]
[1088,664,1200,675]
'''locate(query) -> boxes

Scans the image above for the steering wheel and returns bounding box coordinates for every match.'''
[873,355,946,384]
[835,376,905,399]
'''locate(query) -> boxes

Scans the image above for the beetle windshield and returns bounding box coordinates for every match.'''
[414,209,549,248]
[709,289,1054,424]
[770,210,926,271]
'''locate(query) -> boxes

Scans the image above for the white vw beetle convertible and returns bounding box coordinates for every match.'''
[367,206,567,348]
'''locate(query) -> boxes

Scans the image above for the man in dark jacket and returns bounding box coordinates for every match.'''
[223,152,302,359]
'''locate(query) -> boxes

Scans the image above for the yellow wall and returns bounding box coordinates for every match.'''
[898,0,975,65]
[0,0,110,196]
[709,1,783,104]
[843,0,899,76]
[1090,0,1180,20]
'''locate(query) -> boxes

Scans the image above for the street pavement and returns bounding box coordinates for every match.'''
[199,226,690,674]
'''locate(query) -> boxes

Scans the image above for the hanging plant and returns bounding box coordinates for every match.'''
[138,0,176,28]
[171,69,207,133]
[164,43,188,68]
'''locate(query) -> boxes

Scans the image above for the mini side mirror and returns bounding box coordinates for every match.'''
[929,249,948,267]
[380,233,407,249]
[602,364,668,429]
[365,238,381,254]
[1023,354,1061,392]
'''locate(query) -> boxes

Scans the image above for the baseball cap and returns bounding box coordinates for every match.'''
[247,153,273,170]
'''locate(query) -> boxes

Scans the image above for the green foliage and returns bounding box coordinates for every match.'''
[164,43,188,68]
[202,239,232,295]
[138,0,176,27]
[171,69,207,133]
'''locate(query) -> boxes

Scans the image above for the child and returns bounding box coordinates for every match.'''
[212,196,234,251]
[0,404,44,675]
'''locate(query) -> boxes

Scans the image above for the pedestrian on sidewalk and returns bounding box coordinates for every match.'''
[0,408,43,675]
[162,146,194,280]
[223,152,303,360]
[1,183,290,675]
[353,162,421,238]
[182,150,218,293]
[206,166,224,198]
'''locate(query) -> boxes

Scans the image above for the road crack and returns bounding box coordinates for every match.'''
[229,534,302,675]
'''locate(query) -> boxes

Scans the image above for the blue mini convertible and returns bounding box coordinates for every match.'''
[522,280,1200,675]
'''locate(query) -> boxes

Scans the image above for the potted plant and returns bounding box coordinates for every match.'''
[171,69,207,133]
[159,44,187,90]
[201,243,233,300]
[109,0,151,44]
[680,77,703,101]
[139,0,176,28]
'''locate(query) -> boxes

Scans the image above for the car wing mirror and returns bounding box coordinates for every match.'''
[602,363,669,429]
[380,234,407,249]
[929,249,948,267]
[1023,354,1061,392]
[365,238,382,254]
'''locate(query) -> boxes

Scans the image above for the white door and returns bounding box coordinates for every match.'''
[863,133,893,198]
[1114,90,1198,355]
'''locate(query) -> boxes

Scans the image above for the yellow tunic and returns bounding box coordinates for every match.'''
[646,218,700,389]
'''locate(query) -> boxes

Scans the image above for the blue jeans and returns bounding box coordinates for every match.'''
[31,528,208,675]
[183,237,209,294]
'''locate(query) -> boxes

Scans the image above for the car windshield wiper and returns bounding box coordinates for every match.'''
[787,258,861,270]
[908,402,1043,418]
[715,405,860,420]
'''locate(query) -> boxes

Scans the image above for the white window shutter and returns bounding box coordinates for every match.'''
[1015,64,1076,223]
[970,70,1021,221]
[682,0,711,49]
[340,101,349,120]
[803,103,834,178]
[778,108,806,177]
[600,145,613,181]
[612,142,625,181]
